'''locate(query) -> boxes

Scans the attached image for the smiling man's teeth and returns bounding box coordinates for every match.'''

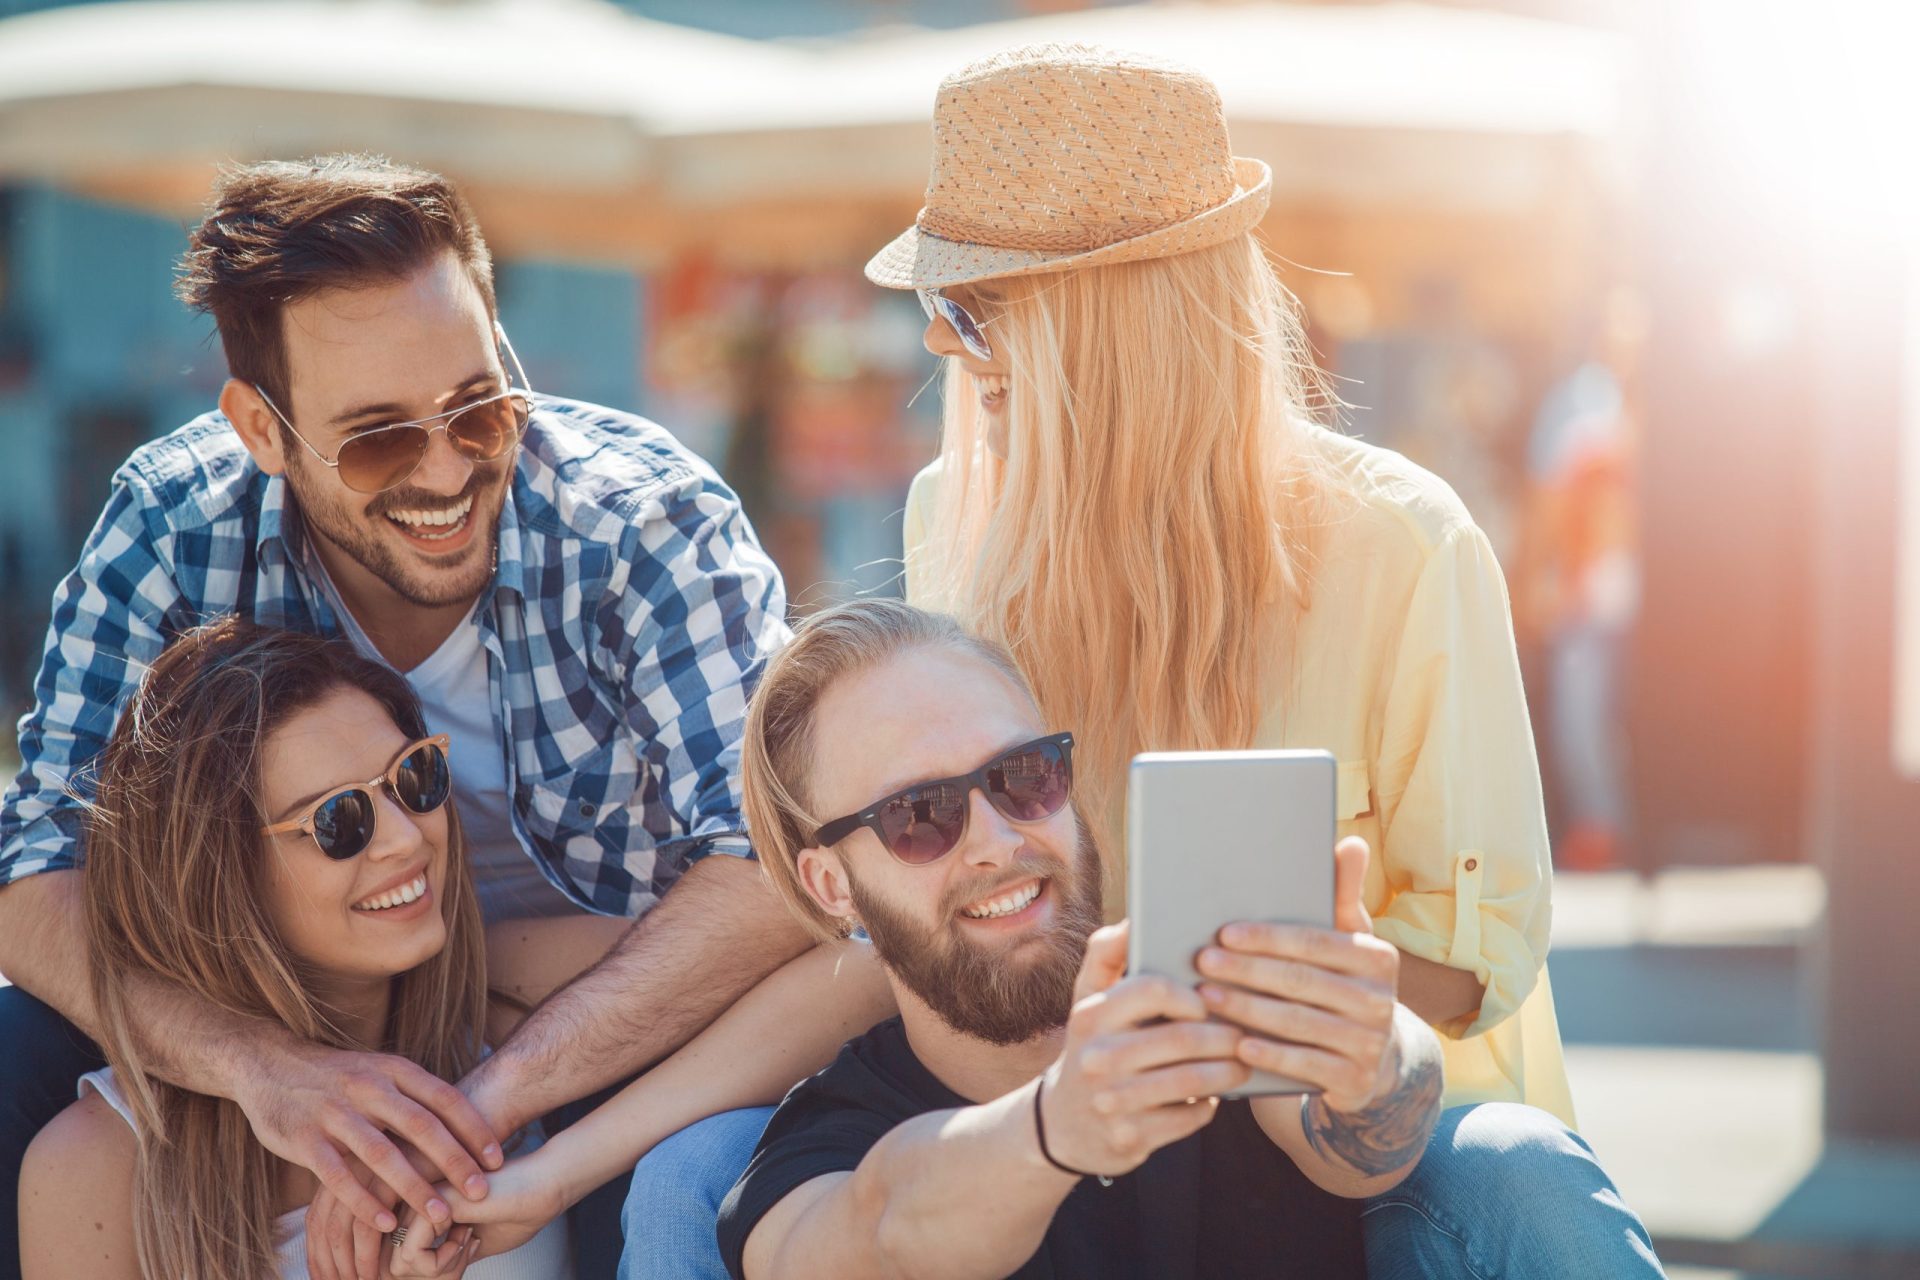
[353,874,428,912]
[962,879,1042,920]
[387,495,472,537]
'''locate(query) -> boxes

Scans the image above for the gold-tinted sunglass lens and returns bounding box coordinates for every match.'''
[333,394,530,494]
[446,394,528,461]
[336,429,430,494]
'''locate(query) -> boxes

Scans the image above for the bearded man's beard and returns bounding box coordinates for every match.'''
[848,819,1105,1046]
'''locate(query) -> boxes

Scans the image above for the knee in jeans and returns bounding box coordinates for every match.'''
[628,1127,723,1213]
[624,1109,768,1220]
[1429,1103,1600,1197]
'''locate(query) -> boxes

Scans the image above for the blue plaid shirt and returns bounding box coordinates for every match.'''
[0,396,790,918]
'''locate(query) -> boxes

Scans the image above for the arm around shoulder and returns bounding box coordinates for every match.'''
[0,871,97,1032]
[19,1091,142,1280]
[0,466,186,1020]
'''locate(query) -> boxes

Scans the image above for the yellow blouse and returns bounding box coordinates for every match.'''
[902,428,1576,1128]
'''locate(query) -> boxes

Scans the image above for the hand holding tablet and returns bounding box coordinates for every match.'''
[1127,750,1399,1105]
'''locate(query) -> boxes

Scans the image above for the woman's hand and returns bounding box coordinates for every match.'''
[425,1145,571,1262]
[385,1217,478,1278]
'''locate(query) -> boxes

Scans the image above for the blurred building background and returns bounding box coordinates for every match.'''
[1,1,1916,1276]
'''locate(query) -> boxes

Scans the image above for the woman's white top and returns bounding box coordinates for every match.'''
[78,1067,573,1279]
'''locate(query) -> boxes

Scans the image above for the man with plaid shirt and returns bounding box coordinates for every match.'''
[0,156,835,1280]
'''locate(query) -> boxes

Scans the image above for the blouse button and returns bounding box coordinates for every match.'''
[579,801,597,819]
[1464,857,1479,872]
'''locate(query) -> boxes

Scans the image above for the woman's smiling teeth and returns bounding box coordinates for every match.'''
[386,495,472,540]
[353,874,428,912]
[962,878,1043,920]
[978,373,1009,410]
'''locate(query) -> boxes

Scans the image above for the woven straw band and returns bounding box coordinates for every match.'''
[867,43,1271,291]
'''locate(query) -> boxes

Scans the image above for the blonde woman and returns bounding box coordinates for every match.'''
[883,44,1661,1280]
[16,620,881,1280]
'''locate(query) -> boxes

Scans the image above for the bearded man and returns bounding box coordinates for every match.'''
[713,598,1448,1279]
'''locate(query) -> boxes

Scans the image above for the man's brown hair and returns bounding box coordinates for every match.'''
[175,153,497,408]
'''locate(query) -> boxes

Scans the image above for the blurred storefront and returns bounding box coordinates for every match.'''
[0,0,1631,775]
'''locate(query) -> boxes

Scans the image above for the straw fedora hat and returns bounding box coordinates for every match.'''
[865,43,1272,291]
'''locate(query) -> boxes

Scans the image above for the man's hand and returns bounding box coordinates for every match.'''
[1195,836,1402,1113]
[232,1039,502,1280]
[1035,922,1250,1180]
[1198,837,1443,1182]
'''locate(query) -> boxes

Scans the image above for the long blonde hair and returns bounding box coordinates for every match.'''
[80,619,488,1280]
[919,234,1347,875]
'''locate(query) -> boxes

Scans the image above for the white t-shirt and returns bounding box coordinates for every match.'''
[78,1067,573,1279]
[309,557,580,922]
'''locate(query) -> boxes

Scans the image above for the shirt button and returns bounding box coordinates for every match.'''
[579,801,597,818]
[1464,857,1479,872]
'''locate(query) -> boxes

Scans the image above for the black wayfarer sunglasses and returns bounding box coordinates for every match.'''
[814,732,1074,866]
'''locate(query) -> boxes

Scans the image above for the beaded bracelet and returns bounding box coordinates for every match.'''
[1032,1078,1116,1187]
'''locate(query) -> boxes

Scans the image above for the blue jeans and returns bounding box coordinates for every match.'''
[618,1101,1663,1279]
[620,1106,776,1279]
[1360,1103,1664,1279]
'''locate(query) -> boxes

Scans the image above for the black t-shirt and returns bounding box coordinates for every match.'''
[717,1018,1366,1280]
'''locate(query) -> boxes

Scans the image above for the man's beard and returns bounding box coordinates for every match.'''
[849,819,1105,1047]
[282,444,506,609]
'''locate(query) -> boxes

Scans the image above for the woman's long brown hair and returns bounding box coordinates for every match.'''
[79,617,487,1280]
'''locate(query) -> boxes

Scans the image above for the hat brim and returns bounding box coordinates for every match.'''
[865,157,1271,291]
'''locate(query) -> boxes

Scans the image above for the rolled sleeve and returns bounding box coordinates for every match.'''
[1369,521,1552,1039]
[603,470,790,884]
[1,475,180,886]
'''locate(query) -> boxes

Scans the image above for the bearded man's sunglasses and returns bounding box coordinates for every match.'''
[253,324,533,495]
[260,736,453,860]
[814,733,1074,866]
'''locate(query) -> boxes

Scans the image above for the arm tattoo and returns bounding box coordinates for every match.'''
[1301,1007,1445,1177]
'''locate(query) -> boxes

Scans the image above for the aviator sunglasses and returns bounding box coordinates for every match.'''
[917,288,994,362]
[814,733,1074,866]
[254,324,533,496]
[260,735,453,860]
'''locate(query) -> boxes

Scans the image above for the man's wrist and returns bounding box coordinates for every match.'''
[461,1055,531,1139]
[1300,1009,1443,1177]
[216,1019,305,1105]
[1031,1075,1105,1184]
